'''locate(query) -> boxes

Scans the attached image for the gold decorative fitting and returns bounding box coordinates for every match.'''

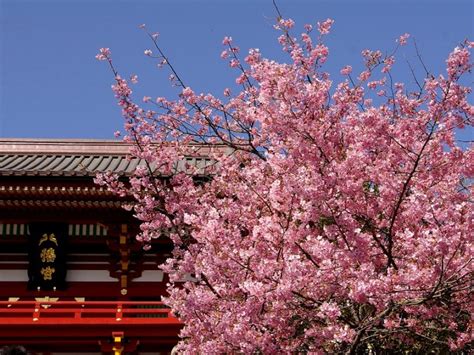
[38,233,58,246]
[40,266,55,280]
[40,247,56,263]
[35,297,58,304]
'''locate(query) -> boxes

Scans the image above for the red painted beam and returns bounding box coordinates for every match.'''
[0,324,182,338]
[0,281,168,298]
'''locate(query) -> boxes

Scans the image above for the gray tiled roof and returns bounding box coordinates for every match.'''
[0,139,215,177]
[0,154,143,176]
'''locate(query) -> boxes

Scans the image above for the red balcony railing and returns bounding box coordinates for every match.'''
[0,300,181,325]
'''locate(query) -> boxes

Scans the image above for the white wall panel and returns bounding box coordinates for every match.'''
[66,269,115,282]
[132,269,164,282]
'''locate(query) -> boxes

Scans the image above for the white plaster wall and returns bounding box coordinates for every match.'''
[0,269,117,282]
[0,269,28,282]
[132,269,164,282]
[66,269,116,282]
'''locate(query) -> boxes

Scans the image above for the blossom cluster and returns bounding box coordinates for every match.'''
[97,20,473,354]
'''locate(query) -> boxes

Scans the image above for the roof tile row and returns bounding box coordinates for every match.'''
[0,139,215,177]
[0,154,142,176]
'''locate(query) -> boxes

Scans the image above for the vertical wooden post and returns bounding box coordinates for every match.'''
[112,331,124,355]
[119,224,129,297]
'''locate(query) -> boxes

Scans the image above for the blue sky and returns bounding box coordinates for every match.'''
[0,0,472,139]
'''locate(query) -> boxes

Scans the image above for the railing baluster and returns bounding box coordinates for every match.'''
[32,302,40,322]
[116,302,122,321]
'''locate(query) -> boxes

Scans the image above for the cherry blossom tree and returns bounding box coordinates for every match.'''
[96,15,473,354]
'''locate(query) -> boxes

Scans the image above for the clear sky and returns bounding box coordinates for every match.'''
[0,0,473,139]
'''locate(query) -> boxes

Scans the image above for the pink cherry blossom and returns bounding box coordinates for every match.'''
[382,56,395,73]
[222,36,232,45]
[220,50,228,59]
[279,18,295,29]
[130,74,138,84]
[229,59,239,68]
[340,65,352,75]
[317,18,334,35]
[397,32,410,45]
[358,69,371,81]
[98,18,473,354]
[95,47,111,61]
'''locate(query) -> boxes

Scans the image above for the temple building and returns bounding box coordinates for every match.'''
[0,138,204,354]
